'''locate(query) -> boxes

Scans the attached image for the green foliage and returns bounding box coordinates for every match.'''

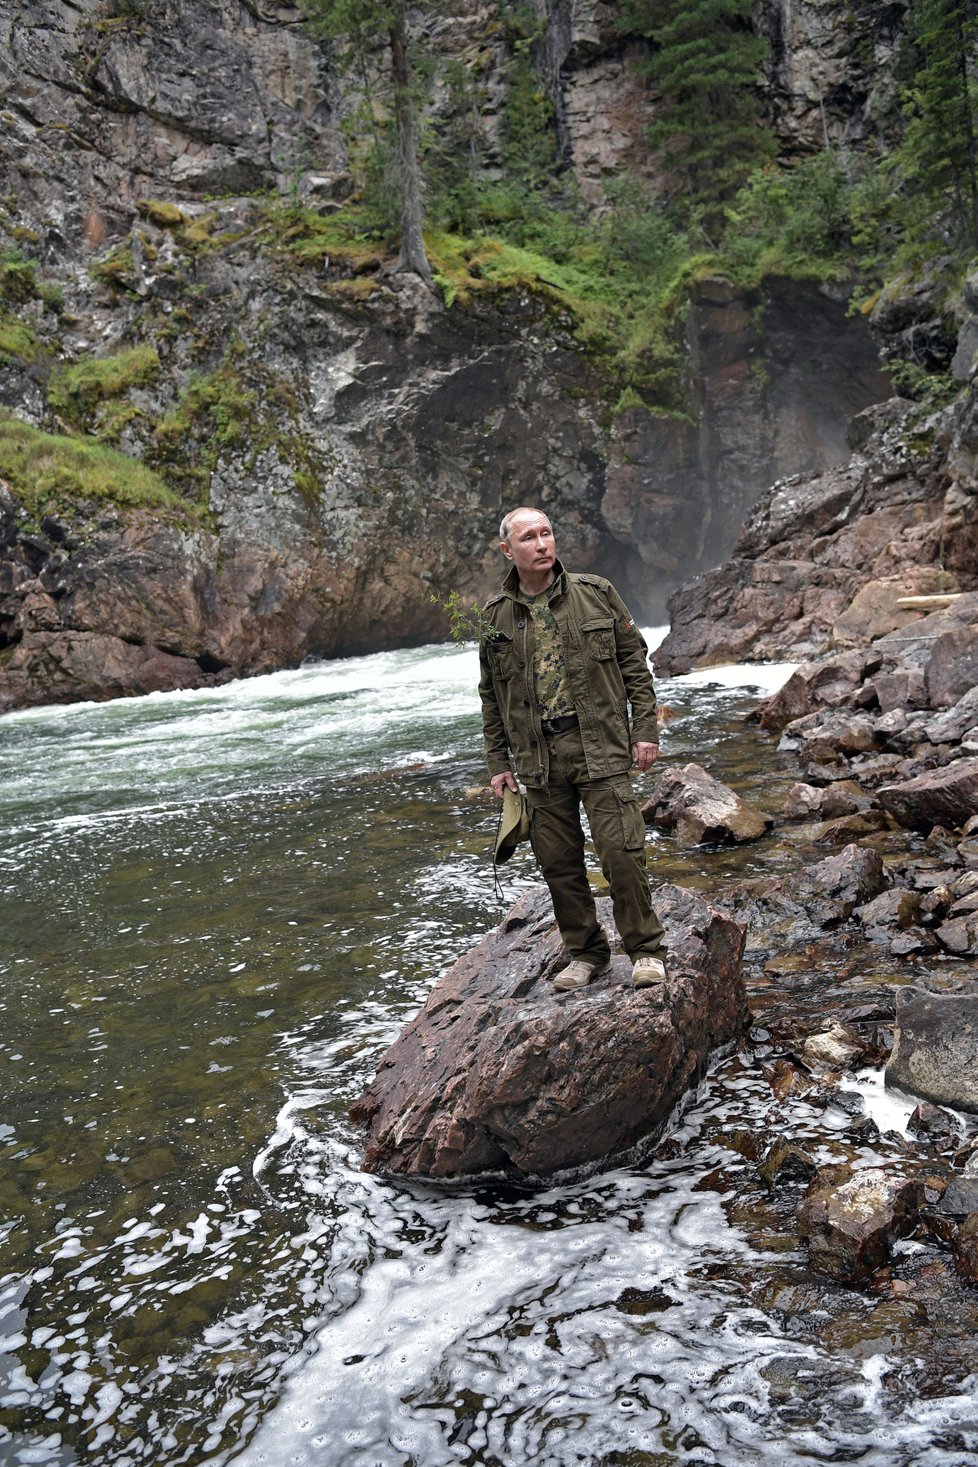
[0,312,40,364]
[900,0,978,250]
[0,409,189,518]
[0,248,61,310]
[722,153,856,283]
[499,47,558,191]
[621,0,775,223]
[887,359,959,407]
[48,345,160,429]
[429,590,499,645]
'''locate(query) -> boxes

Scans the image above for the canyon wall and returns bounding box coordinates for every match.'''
[0,0,902,707]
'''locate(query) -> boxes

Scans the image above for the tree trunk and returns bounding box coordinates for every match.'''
[388,9,433,284]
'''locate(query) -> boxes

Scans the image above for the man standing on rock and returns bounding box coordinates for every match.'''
[479,506,667,992]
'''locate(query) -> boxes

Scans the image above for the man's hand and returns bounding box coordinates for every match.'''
[632,741,660,773]
[490,771,519,799]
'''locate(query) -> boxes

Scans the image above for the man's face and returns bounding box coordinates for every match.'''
[501,511,556,580]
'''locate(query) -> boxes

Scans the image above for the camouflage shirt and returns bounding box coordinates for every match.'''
[521,586,575,721]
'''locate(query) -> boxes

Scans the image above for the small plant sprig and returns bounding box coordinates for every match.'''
[429,590,500,644]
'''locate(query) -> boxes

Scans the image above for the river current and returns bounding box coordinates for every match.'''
[1,639,977,1467]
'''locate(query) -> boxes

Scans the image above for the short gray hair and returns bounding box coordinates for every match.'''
[499,507,550,543]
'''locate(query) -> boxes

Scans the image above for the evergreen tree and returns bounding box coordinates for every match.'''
[302,0,433,283]
[622,0,774,227]
[900,0,978,250]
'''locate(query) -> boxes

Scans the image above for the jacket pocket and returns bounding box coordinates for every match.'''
[487,631,517,681]
[582,617,616,661]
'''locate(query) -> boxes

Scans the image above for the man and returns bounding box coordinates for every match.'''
[478,506,667,992]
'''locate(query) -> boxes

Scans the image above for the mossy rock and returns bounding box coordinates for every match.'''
[0,408,192,518]
[138,199,187,230]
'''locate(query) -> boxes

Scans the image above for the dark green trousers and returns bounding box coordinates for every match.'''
[526,725,665,966]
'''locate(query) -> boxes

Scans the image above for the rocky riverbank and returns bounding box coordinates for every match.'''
[355,583,978,1295]
[639,585,978,1290]
[655,381,978,677]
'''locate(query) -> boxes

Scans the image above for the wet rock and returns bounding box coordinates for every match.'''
[779,708,881,763]
[765,1057,813,1099]
[783,780,873,821]
[640,762,773,845]
[953,1213,978,1285]
[723,844,888,957]
[810,810,891,844]
[907,1102,960,1147]
[349,884,747,1181]
[797,1169,921,1281]
[755,651,881,730]
[757,1142,817,1191]
[935,911,978,955]
[791,845,888,922]
[877,758,978,833]
[938,1177,978,1217]
[886,988,978,1114]
[855,887,922,932]
[803,1023,865,1071]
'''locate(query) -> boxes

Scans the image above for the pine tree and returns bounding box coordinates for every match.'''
[623,0,774,226]
[901,0,978,251]
[302,0,433,284]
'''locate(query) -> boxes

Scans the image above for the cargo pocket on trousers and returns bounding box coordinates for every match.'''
[613,779,647,853]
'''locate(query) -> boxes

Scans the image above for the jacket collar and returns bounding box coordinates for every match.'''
[501,558,566,601]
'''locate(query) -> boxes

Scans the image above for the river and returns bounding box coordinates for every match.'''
[1,639,977,1467]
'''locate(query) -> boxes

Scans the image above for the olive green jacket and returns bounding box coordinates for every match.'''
[479,561,658,789]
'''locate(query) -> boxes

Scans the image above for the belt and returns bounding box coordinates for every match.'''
[540,713,579,735]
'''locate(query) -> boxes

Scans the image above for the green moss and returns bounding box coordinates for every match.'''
[0,312,40,364]
[48,345,160,425]
[0,409,192,519]
[91,247,137,288]
[137,200,188,230]
[0,248,52,306]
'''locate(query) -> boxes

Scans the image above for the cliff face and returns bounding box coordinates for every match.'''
[0,0,901,708]
[654,379,978,677]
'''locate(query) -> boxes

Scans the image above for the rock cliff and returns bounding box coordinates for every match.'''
[655,381,978,676]
[0,0,906,708]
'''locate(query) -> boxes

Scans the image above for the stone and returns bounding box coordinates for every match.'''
[757,1142,817,1190]
[938,1178,978,1217]
[810,810,890,844]
[797,1168,921,1281]
[640,762,773,845]
[348,884,747,1180]
[936,912,978,955]
[906,1101,960,1146]
[878,758,978,833]
[886,988,978,1114]
[832,573,957,648]
[953,1213,978,1285]
[779,708,880,763]
[855,887,922,932]
[783,780,873,822]
[803,1023,865,1071]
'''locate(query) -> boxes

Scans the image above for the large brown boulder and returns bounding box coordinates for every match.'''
[349,884,747,1181]
[877,757,978,832]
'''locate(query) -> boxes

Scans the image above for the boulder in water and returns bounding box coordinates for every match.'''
[886,988,978,1113]
[798,1168,921,1281]
[349,884,747,1181]
[641,762,773,845]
